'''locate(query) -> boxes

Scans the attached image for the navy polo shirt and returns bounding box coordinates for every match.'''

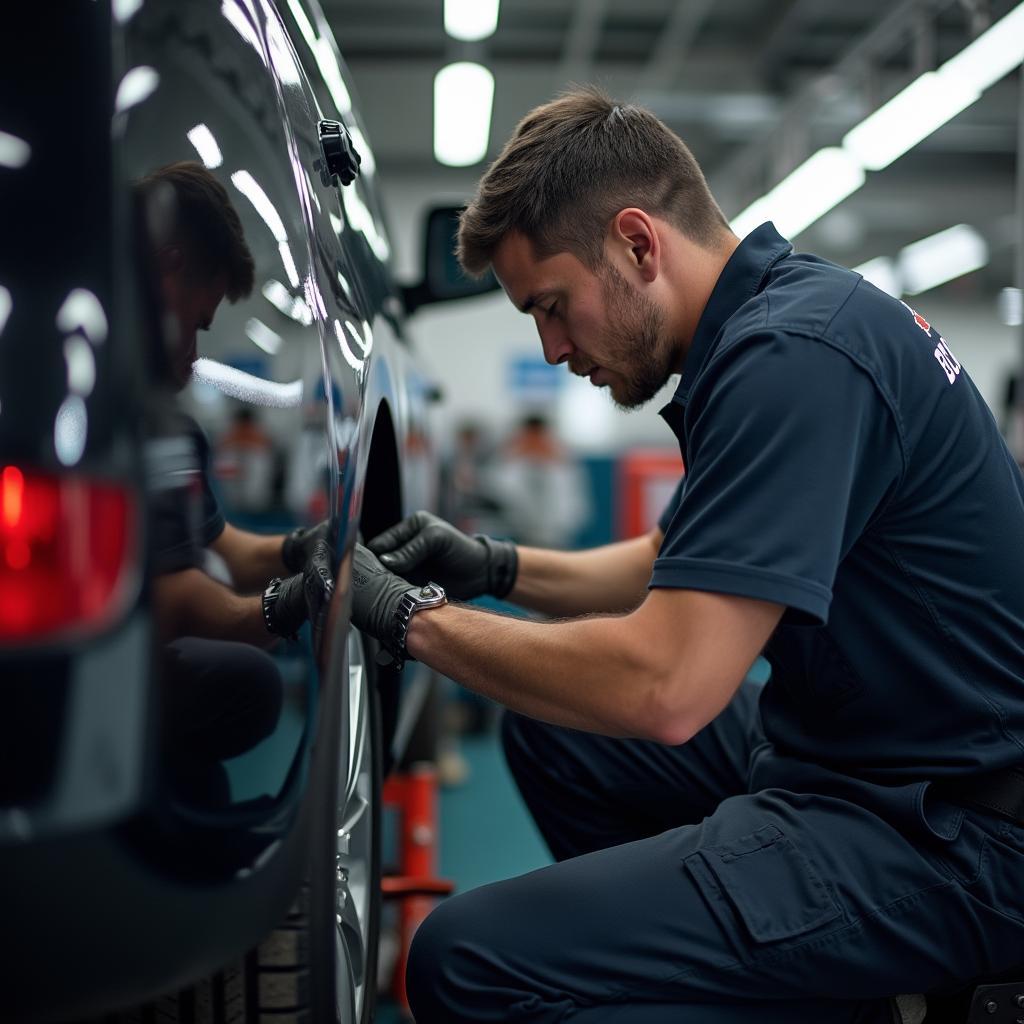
[149,413,226,575]
[652,222,1024,837]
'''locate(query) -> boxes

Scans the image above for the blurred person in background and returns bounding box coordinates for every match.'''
[490,413,589,550]
[214,404,277,516]
[441,419,504,536]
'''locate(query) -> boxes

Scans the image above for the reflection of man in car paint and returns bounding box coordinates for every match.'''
[350,90,1024,1022]
[137,162,331,805]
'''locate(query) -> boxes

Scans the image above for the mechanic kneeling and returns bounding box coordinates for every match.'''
[350,88,1024,1023]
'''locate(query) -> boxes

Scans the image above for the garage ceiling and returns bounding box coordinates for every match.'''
[322,0,1022,295]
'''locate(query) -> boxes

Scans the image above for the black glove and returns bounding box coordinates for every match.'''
[367,511,517,600]
[281,519,331,574]
[350,543,411,658]
[264,539,334,640]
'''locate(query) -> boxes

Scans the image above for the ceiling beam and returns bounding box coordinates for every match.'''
[560,0,609,85]
[635,0,718,94]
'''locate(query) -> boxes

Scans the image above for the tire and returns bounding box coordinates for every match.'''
[106,627,382,1024]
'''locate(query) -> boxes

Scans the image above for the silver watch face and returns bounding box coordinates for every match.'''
[407,583,446,606]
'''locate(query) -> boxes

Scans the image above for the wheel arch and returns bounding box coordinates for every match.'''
[359,400,403,541]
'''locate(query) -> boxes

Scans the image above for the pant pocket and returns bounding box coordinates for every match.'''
[684,824,841,944]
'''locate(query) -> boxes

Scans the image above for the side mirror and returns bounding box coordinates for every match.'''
[402,206,500,314]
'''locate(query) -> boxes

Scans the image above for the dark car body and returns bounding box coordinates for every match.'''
[0,2,460,1019]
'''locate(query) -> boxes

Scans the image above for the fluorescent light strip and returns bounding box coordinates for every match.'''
[0,285,11,336]
[186,123,223,169]
[732,1,1024,238]
[999,287,1023,327]
[115,66,159,114]
[853,257,901,298]
[940,2,1024,95]
[0,131,30,169]
[192,357,303,407]
[278,241,301,289]
[731,148,864,240]
[221,0,267,65]
[899,224,988,296]
[112,0,143,23]
[444,0,499,41]
[56,288,108,345]
[843,1,1024,172]
[231,171,287,241]
[262,279,313,326]
[434,62,495,167]
[245,317,283,355]
[842,71,979,171]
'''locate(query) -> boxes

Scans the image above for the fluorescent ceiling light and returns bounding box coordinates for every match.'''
[245,317,283,355]
[64,336,96,398]
[232,171,301,285]
[739,147,865,240]
[0,285,11,337]
[278,241,301,288]
[192,357,303,407]
[221,0,267,65]
[56,288,108,345]
[899,224,988,296]
[730,197,772,239]
[285,0,351,113]
[731,2,1024,242]
[0,131,30,169]
[853,257,901,298]
[115,66,159,114]
[999,287,1023,327]
[842,71,979,171]
[434,62,495,167]
[232,171,287,241]
[842,1,1024,172]
[112,0,143,23]
[262,279,313,326]
[940,2,1024,95]
[444,0,499,41]
[54,397,87,467]
[186,123,223,168]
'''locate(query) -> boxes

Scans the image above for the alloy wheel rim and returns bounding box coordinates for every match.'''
[335,628,373,1021]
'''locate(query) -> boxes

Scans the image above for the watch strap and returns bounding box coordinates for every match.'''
[391,583,446,669]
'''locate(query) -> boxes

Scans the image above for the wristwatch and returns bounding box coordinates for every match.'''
[391,582,447,669]
[262,576,292,638]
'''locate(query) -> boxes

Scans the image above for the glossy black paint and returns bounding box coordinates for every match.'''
[0,0,443,1017]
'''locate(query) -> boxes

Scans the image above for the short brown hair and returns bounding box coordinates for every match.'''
[458,86,730,277]
[136,161,255,301]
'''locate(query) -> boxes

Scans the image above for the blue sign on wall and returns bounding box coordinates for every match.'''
[508,356,564,401]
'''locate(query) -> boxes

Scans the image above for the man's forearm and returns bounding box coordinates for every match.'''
[211,525,288,592]
[508,532,661,617]
[405,602,669,739]
[154,569,277,648]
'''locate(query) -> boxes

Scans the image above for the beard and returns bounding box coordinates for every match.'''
[595,262,675,410]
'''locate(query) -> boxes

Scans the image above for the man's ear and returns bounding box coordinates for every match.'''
[610,209,659,283]
[156,245,185,275]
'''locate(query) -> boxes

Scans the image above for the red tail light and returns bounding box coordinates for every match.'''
[0,466,137,643]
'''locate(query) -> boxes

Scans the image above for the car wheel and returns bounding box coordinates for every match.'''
[317,625,382,1023]
[108,626,382,1024]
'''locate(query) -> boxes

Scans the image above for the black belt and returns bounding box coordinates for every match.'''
[937,766,1024,826]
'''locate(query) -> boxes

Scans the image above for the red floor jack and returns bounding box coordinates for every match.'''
[382,762,455,1017]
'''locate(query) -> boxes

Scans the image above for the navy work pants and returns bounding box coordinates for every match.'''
[407,682,1024,1022]
[160,637,283,806]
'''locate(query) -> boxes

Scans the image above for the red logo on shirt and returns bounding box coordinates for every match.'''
[900,300,931,335]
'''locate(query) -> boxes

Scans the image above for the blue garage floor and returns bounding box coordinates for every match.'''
[377,725,552,1022]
